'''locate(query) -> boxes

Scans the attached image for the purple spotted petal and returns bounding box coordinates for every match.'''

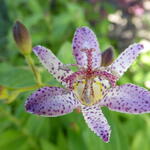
[25,87,79,117]
[33,46,73,87]
[100,84,150,114]
[82,105,111,142]
[109,43,144,77]
[72,27,101,68]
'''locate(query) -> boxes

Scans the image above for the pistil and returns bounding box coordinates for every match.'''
[81,48,96,73]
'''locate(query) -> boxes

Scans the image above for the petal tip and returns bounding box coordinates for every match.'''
[103,137,109,143]
[33,45,42,53]
[25,96,36,114]
[138,43,144,49]
[76,26,91,33]
[25,100,33,113]
[33,45,50,57]
[133,43,144,50]
[100,129,111,143]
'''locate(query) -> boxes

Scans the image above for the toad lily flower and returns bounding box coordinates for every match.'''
[25,27,150,142]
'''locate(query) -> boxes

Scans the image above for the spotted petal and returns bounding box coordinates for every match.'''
[82,105,111,142]
[72,27,101,68]
[109,43,144,77]
[25,87,79,117]
[100,84,150,114]
[33,46,73,86]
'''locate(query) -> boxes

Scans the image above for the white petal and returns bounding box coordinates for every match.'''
[33,45,73,87]
[72,27,101,68]
[100,84,150,114]
[82,105,111,142]
[25,87,79,117]
[109,43,144,77]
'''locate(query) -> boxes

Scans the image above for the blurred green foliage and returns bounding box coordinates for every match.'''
[0,0,150,150]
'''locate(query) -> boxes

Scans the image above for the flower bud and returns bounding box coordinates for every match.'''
[13,21,32,55]
[101,47,114,66]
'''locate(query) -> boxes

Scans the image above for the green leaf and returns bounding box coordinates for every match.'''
[57,42,75,64]
[0,130,26,150]
[40,138,58,150]
[0,63,35,88]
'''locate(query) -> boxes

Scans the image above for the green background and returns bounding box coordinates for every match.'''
[0,0,150,150]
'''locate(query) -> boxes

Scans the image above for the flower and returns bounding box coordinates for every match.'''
[25,27,150,142]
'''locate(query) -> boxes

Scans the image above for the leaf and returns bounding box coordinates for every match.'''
[132,131,149,150]
[57,131,68,150]
[0,63,35,88]
[40,138,58,150]
[57,42,75,64]
[0,130,26,150]
[24,115,50,138]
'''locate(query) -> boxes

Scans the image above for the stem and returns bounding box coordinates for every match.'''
[25,54,42,86]
[6,85,41,103]
[5,84,51,103]
[17,85,41,92]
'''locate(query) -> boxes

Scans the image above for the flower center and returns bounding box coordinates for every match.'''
[73,77,109,106]
[63,48,117,106]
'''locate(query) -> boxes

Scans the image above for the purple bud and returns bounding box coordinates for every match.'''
[13,21,32,55]
[101,47,114,66]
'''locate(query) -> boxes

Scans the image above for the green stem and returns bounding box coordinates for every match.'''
[17,85,41,92]
[6,85,41,103]
[25,54,42,86]
[5,84,51,103]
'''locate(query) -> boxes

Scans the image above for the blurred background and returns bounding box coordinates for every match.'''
[0,0,150,150]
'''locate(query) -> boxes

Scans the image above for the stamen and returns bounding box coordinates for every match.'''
[93,70,118,87]
[63,70,86,89]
